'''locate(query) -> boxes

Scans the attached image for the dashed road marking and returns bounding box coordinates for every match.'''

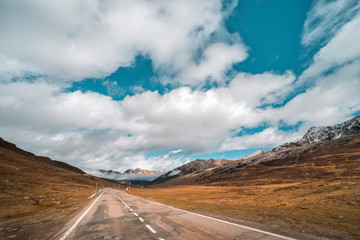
[112,191,167,240]
[126,191,295,240]
[146,225,156,234]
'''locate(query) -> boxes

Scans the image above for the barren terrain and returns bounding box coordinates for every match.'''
[129,135,360,239]
[0,138,114,239]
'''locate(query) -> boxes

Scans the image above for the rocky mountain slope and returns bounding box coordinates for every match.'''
[273,115,360,151]
[151,159,232,185]
[150,116,360,186]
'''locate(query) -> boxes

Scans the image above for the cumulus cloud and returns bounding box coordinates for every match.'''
[0,70,298,170]
[282,9,360,128]
[179,42,248,85]
[0,0,245,86]
[137,149,188,172]
[1,0,359,172]
[270,60,360,128]
[220,128,301,151]
[227,71,295,107]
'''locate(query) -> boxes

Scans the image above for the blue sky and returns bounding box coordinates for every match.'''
[0,0,359,172]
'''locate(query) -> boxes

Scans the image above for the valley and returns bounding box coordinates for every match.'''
[0,116,359,239]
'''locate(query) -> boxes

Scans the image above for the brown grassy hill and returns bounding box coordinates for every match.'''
[151,134,360,187]
[131,134,360,239]
[0,137,113,239]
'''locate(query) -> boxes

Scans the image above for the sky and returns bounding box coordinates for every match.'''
[0,0,359,173]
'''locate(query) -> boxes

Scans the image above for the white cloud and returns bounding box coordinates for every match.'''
[136,149,188,172]
[281,9,360,128]
[299,12,360,85]
[0,0,244,86]
[220,128,301,151]
[0,70,297,170]
[1,0,359,173]
[302,0,360,47]
[271,60,360,128]
[180,42,248,85]
[227,71,295,107]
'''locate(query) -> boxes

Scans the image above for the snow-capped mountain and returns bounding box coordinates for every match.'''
[152,159,232,184]
[123,168,163,176]
[97,168,163,181]
[238,150,267,160]
[273,116,360,151]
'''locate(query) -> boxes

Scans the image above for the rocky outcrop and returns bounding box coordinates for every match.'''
[273,116,359,151]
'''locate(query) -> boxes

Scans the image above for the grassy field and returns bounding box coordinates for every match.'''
[0,137,116,239]
[0,182,113,240]
[128,178,360,239]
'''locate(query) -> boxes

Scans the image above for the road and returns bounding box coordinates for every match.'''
[53,188,294,240]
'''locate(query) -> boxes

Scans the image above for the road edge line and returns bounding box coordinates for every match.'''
[59,191,103,240]
[123,191,296,240]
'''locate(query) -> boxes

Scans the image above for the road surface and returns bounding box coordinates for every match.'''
[53,188,294,240]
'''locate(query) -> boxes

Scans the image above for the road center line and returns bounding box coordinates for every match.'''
[60,191,103,240]
[127,192,295,240]
[146,225,157,234]
[139,217,144,222]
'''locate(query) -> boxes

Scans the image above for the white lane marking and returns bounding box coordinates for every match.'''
[146,225,156,234]
[130,208,133,211]
[139,217,144,222]
[159,238,165,240]
[60,192,103,240]
[134,212,138,217]
[127,194,295,240]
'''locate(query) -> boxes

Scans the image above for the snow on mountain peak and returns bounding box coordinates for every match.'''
[273,116,360,151]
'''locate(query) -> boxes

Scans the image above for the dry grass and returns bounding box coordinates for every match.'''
[0,182,114,240]
[129,178,360,239]
[0,139,115,240]
[128,135,360,239]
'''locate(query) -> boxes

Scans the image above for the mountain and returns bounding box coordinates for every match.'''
[150,116,360,186]
[97,168,163,182]
[123,168,163,176]
[273,116,360,151]
[238,149,267,160]
[151,159,232,185]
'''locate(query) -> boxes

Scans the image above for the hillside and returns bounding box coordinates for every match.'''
[151,116,360,186]
[129,117,360,239]
[151,133,360,187]
[0,137,113,239]
[152,159,232,185]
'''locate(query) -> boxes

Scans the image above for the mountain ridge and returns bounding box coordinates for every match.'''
[150,116,360,186]
[0,137,85,174]
[273,116,360,151]
[97,168,163,182]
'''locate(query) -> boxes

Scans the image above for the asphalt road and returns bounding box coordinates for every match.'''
[53,188,294,240]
